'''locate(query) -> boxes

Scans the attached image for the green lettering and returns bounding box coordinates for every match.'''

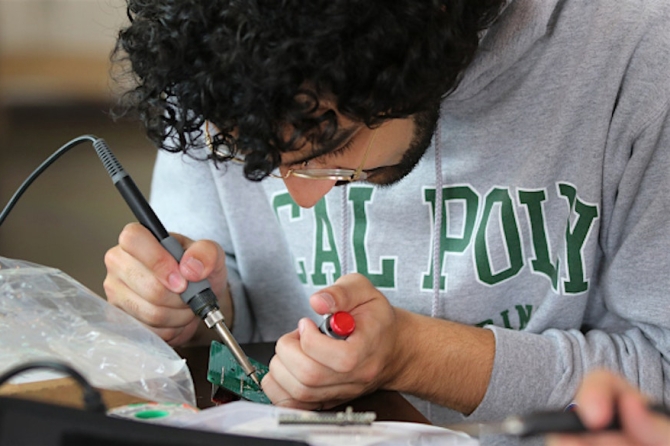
[476,305,532,330]
[558,184,599,293]
[422,186,479,290]
[311,199,341,285]
[349,187,395,287]
[475,188,524,284]
[476,319,495,327]
[518,190,559,289]
[296,260,307,284]
[515,304,533,329]
[501,309,512,328]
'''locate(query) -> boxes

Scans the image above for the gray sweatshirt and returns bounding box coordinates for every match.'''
[150,0,670,443]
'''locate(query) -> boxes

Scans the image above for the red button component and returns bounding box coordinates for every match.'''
[329,311,355,337]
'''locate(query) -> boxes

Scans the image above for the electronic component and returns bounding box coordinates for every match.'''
[318,312,355,340]
[278,406,376,426]
[207,341,270,404]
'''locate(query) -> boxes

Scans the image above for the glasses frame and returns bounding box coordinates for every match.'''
[204,121,376,182]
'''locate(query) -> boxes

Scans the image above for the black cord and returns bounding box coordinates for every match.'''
[0,360,107,413]
[0,134,100,227]
[0,136,108,413]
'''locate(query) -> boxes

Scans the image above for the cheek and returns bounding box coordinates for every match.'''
[283,176,337,208]
[370,120,415,166]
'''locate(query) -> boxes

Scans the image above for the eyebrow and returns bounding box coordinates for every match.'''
[281,126,358,166]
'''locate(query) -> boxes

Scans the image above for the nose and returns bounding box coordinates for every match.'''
[282,175,336,208]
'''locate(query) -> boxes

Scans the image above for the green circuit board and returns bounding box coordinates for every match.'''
[207,341,271,404]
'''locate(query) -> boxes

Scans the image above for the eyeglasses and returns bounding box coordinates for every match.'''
[204,121,376,182]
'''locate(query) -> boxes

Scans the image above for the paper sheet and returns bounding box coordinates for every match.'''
[170,400,479,446]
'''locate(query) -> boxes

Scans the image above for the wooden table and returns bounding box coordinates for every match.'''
[176,343,430,424]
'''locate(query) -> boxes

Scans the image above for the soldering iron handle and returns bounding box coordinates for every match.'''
[521,403,670,436]
[159,236,213,302]
[520,411,588,437]
[114,177,213,308]
[93,137,217,315]
[93,137,259,385]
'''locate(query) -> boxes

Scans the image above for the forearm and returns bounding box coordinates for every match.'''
[384,308,495,415]
[469,324,668,422]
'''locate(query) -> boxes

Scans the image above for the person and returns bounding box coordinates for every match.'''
[104,0,670,444]
[547,369,670,446]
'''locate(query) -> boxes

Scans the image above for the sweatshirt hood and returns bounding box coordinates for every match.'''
[448,0,561,101]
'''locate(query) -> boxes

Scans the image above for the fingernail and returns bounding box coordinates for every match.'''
[183,257,204,277]
[168,272,186,291]
[298,319,306,335]
[316,293,335,311]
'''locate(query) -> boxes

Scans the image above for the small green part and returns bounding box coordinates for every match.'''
[135,410,169,419]
[207,341,271,405]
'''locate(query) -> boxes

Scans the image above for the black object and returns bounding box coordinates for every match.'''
[445,403,670,437]
[0,396,307,446]
[0,134,258,385]
[0,361,105,414]
[514,404,670,437]
[0,135,97,227]
[92,138,260,386]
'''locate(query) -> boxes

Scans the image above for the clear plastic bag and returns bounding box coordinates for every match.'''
[0,256,196,406]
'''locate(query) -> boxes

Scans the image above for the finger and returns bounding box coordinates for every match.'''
[273,327,330,390]
[276,319,361,379]
[174,235,227,289]
[118,223,188,294]
[261,368,324,411]
[575,370,632,429]
[261,373,322,410]
[547,433,632,446]
[104,242,187,310]
[297,318,363,374]
[105,267,197,345]
[267,352,363,408]
[309,273,377,315]
[152,317,201,346]
[104,273,196,328]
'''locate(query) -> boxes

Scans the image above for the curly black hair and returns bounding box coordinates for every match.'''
[113,0,506,180]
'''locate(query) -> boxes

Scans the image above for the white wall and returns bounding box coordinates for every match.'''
[0,0,131,104]
[0,0,128,55]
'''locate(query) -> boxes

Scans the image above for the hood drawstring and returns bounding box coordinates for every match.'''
[427,113,443,422]
[432,115,443,319]
[338,116,443,422]
[340,116,444,310]
[341,185,350,275]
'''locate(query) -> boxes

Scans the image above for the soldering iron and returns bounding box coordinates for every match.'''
[0,134,260,389]
[91,137,261,388]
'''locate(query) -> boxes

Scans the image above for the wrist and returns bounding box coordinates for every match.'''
[376,310,495,415]
[379,307,417,392]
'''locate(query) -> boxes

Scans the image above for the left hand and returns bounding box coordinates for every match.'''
[261,273,401,410]
[547,369,670,446]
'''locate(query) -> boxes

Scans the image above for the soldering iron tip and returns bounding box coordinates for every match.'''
[250,372,262,390]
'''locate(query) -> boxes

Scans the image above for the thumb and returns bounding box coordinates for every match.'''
[308,272,377,315]
[310,291,337,315]
[172,235,226,283]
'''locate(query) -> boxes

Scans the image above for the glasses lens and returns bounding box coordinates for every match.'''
[290,168,367,181]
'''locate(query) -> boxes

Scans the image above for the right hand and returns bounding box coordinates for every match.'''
[104,222,229,346]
